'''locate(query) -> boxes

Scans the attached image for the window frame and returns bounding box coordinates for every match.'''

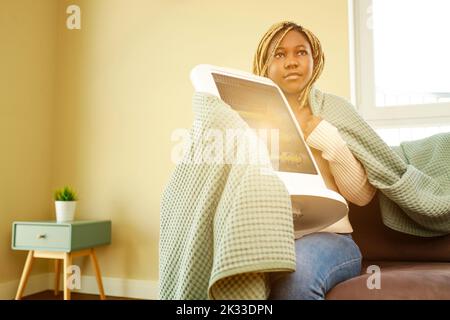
[351,0,450,128]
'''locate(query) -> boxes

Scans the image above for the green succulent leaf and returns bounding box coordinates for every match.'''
[54,186,78,201]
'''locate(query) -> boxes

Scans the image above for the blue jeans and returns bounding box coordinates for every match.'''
[269,232,362,300]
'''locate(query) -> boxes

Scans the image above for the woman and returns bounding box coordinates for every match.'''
[253,21,377,299]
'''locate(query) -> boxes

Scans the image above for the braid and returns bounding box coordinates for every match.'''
[252,21,325,109]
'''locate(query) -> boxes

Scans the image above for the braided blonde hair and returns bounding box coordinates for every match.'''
[252,21,325,109]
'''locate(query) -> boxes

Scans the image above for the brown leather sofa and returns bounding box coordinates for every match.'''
[325,193,450,300]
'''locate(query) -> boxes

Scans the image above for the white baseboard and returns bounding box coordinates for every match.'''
[70,275,159,300]
[1,273,159,300]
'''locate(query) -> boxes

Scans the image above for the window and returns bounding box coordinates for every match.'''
[376,125,450,146]
[351,0,450,130]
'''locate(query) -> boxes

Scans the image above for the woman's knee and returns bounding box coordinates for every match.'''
[296,232,362,263]
[269,232,362,300]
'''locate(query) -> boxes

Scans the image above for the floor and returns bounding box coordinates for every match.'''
[22,290,135,300]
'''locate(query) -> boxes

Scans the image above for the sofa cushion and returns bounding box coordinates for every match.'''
[325,261,450,300]
[348,193,450,262]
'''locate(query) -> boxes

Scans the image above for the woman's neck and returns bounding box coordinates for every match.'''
[287,95,310,112]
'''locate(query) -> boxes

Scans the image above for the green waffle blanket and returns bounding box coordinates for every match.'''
[159,92,296,300]
[308,86,450,237]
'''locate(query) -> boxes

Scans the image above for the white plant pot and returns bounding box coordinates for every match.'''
[55,201,77,222]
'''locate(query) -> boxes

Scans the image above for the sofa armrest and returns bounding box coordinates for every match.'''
[348,192,450,262]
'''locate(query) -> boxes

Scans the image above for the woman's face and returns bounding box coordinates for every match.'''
[267,30,314,99]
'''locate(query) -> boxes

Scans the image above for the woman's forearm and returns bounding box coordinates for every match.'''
[306,120,377,206]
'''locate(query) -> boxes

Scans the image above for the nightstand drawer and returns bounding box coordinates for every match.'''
[12,220,111,252]
[14,224,70,250]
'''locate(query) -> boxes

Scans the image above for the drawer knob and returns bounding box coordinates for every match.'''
[37,234,47,239]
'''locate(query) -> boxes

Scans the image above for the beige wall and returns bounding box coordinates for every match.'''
[0,0,57,283]
[1,0,350,293]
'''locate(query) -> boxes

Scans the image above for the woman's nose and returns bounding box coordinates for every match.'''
[284,56,299,69]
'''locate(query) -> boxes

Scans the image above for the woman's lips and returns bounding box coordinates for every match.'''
[285,74,302,80]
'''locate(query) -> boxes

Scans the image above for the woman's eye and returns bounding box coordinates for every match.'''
[275,51,307,58]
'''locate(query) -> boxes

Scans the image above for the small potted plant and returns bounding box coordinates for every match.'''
[54,186,78,222]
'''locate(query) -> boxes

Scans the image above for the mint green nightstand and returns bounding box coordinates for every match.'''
[12,220,111,300]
